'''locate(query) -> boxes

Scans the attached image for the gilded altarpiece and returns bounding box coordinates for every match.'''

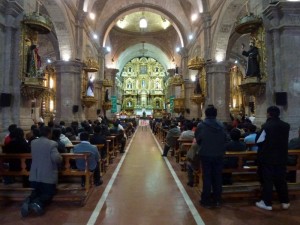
[121,57,166,117]
[229,66,243,117]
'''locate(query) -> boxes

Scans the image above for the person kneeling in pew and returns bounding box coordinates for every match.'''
[21,126,62,217]
[73,132,103,187]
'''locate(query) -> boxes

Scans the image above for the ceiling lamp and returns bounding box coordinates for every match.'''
[139,16,147,29]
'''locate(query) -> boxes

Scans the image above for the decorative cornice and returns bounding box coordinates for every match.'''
[83,57,99,72]
[188,57,206,70]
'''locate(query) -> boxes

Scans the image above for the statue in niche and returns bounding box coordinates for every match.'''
[105,89,110,102]
[194,72,202,94]
[128,101,132,107]
[128,67,132,72]
[156,101,159,107]
[142,80,146,88]
[241,39,260,78]
[155,81,160,89]
[26,44,42,77]
[86,75,94,97]
[127,82,132,89]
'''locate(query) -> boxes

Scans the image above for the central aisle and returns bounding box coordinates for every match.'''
[90,127,199,225]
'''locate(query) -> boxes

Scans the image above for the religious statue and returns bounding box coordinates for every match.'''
[142,80,146,88]
[242,39,260,78]
[26,44,41,77]
[105,89,109,102]
[194,73,202,94]
[155,81,160,89]
[86,76,94,97]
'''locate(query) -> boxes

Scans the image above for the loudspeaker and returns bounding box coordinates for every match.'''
[185,108,190,114]
[275,92,287,106]
[0,93,12,107]
[97,109,101,115]
[72,105,79,113]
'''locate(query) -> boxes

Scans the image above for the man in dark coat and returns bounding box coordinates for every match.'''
[255,106,290,211]
[195,105,227,208]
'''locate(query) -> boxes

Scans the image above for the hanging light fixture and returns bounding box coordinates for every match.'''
[139,0,147,29]
[139,14,147,28]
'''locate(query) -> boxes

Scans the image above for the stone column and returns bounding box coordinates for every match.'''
[184,80,201,119]
[104,68,118,118]
[75,10,86,60]
[178,47,189,80]
[0,1,23,137]
[263,2,300,137]
[54,60,83,124]
[206,61,231,122]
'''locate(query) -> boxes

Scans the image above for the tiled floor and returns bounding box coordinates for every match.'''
[0,127,299,225]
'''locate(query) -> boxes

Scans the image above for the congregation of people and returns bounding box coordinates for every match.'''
[150,105,298,211]
[1,106,299,216]
[1,116,137,217]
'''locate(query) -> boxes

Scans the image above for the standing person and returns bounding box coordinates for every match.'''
[195,105,227,208]
[21,126,62,217]
[255,106,290,211]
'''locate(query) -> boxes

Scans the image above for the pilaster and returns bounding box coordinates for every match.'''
[206,61,231,122]
[54,60,83,123]
[263,1,300,134]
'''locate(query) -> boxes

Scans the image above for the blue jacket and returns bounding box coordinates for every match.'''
[73,141,100,170]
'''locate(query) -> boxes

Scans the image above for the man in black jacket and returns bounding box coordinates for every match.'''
[195,105,227,208]
[255,106,290,211]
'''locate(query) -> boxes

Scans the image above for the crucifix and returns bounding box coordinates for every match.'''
[36,0,42,14]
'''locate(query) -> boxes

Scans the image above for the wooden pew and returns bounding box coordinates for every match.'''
[193,149,300,198]
[95,144,107,174]
[176,139,193,163]
[0,152,93,206]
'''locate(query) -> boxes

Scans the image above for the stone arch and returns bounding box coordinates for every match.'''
[210,0,245,62]
[98,3,188,49]
[42,0,75,60]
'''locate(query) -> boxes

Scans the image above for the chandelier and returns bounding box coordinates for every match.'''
[139,15,147,28]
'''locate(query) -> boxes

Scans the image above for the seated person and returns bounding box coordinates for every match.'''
[244,124,258,151]
[161,123,181,157]
[73,132,102,186]
[3,127,31,186]
[287,127,300,182]
[223,128,247,185]
[65,127,77,141]
[52,128,67,153]
[178,121,194,156]
[90,125,107,158]
[118,129,127,153]
[186,140,200,187]
[3,124,17,146]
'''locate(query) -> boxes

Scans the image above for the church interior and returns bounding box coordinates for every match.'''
[0,0,300,224]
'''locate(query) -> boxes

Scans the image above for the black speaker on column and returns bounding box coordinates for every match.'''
[0,93,12,107]
[72,105,79,113]
[97,109,101,115]
[275,92,287,106]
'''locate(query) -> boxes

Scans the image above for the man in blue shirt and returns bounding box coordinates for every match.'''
[73,132,102,186]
